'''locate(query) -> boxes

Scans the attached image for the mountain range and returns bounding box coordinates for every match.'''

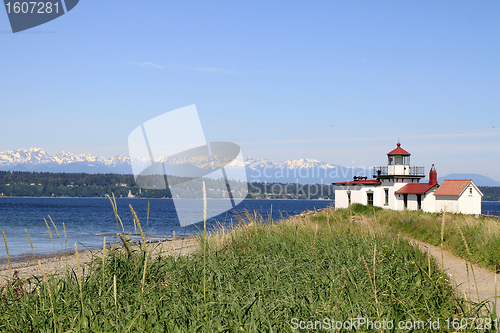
[1,147,499,186]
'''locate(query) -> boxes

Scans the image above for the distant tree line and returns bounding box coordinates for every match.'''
[2,171,499,201]
[479,186,500,202]
[0,171,335,200]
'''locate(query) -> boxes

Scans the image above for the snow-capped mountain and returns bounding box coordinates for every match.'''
[0,147,367,183]
[0,148,138,174]
[1,148,499,186]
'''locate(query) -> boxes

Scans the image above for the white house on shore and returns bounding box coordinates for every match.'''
[333,143,483,215]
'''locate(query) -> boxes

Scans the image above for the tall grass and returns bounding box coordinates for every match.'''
[0,203,493,332]
[2,229,10,271]
[362,204,500,272]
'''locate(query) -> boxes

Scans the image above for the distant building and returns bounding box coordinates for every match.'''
[333,142,483,215]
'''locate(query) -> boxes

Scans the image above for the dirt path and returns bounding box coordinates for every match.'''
[409,238,500,317]
[344,213,500,316]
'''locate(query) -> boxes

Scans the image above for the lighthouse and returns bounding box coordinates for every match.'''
[333,142,483,214]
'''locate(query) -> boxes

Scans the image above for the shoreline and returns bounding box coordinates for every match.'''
[1,196,498,202]
[0,196,335,200]
[0,207,328,284]
[0,234,193,266]
[0,236,198,287]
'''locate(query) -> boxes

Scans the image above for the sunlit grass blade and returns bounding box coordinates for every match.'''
[25,229,35,259]
[129,204,145,245]
[48,215,64,252]
[2,229,10,272]
[43,217,56,253]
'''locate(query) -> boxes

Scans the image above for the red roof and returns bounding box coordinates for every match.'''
[433,179,472,196]
[387,142,410,156]
[395,183,436,194]
[332,180,380,185]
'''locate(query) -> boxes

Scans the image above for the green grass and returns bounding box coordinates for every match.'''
[354,205,500,273]
[0,205,494,332]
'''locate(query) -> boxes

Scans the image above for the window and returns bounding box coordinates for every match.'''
[384,188,389,205]
[469,187,473,196]
[389,155,410,165]
[367,192,374,206]
[347,191,351,205]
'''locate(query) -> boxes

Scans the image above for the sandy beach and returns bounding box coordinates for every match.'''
[0,236,199,287]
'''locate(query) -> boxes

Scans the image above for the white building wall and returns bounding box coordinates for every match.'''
[391,179,419,211]
[335,179,481,215]
[435,196,460,213]
[388,165,410,175]
[335,178,423,210]
[407,195,418,210]
[334,188,349,209]
[334,184,379,209]
[421,190,436,213]
[379,179,404,210]
[434,184,482,215]
[457,184,482,215]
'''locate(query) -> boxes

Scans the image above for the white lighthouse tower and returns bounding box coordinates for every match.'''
[374,142,425,180]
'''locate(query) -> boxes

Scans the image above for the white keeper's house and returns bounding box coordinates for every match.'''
[333,143,483,215]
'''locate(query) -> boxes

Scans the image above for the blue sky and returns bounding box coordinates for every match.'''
[1,1,499,180]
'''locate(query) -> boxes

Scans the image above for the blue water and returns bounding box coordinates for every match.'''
[1,198,498,260]
[480,202,500,217]
[0,198,333,259]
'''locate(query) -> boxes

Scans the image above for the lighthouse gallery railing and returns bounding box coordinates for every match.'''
[372,166,425,177]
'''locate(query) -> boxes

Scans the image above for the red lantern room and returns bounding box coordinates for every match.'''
[387,142,410,166]
[373,142,425,179]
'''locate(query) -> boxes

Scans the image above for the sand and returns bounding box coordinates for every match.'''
[0,237,199,288]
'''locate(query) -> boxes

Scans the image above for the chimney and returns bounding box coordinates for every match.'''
[429,164,437,186]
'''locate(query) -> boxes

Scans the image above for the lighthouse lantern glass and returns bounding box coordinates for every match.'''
[388,155,410,165]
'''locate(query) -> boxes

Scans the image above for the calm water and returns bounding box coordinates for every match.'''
[1,198,499,260]
[481,202,500,216]
[0,198,333,259]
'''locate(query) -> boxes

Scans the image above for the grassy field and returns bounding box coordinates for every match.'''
[344,204,500,273]
[0,203,496,332]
